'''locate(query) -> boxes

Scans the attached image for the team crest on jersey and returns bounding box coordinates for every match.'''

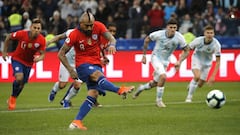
[207,47,212,53]
[28,43,32,48]
[34,43,40,48]
[66,37,70,43]
[92,34,98,40]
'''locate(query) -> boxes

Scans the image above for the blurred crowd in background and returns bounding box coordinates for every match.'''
[0,0,240,51]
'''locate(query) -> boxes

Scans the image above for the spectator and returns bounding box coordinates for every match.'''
[71,0,84,17]
[40,0,58,24]
[163,0,176,22]
[79,0,98,15]
[0,15,7,51]
[65,14,76,29]
[192,12,204,36]
[47,10,67,35]
[113,2,129,38]
[21,12,31,30]
[147,2,165,33]
[20,0,33,18]
[95,0,112,24]
[203,1,215,17]
[58,0,74,19]
[128,0,144,38]
[8,5,22,32]
[175,0,189,19]
[141,0,152,15]
[140,15,150,38]
[219,0,239,11]
[190,0,207,16]
[179,13,193,34]
[215,19,226,36]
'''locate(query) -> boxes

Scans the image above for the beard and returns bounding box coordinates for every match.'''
[83,30,92,36]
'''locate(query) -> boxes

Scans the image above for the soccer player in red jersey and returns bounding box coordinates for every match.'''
[59,23,118,108]
[58,11,134,130]
[2,18,46,110]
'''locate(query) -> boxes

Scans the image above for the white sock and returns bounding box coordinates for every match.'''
[65,87,79,101]
[52,82,60,92]
[156,87,164,101]
[140,83,151,91]
[187,79,198,99]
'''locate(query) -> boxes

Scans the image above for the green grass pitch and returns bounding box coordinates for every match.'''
[0,82,239,135]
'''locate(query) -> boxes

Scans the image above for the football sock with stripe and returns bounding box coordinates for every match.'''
[75,96,96,120]
[97,76,119,93]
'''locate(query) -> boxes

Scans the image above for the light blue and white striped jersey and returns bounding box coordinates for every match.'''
[149,30,187,65]
[190,36,221,66]
[65,29,75,67]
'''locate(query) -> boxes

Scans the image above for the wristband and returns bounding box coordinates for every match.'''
[109,43,116,47]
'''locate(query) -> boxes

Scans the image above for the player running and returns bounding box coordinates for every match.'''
[132,18,190,107]
[2,18,46,110]
[185,25,221,103]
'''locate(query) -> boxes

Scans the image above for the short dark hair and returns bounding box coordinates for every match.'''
[167,18,178,25]
[32,18,41,24]
[107,23,117,28]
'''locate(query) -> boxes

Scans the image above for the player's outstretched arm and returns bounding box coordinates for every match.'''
[47,33,66,47]
[2,34,11,61]
[175,45,190,71]
[58,44,78,79]
[142,36,151,64]
[103,32,116,54]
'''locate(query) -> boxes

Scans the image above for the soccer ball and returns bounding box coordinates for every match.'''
[206,89,226,109]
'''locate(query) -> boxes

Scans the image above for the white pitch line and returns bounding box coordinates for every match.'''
[1,99,239,113]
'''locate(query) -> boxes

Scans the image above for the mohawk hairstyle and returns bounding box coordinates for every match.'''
[86,9,91,22]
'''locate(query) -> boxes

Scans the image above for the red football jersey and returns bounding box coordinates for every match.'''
[65,21,108,67]
[11,30,46,66]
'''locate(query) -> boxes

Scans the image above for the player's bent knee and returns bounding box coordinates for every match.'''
[59,82,67,89]
[88,89,99,98]
[73,82,81,89]
[90,70,104,81]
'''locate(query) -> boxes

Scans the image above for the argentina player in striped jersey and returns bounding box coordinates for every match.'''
[185,25,221,103]
[133,18,190,107]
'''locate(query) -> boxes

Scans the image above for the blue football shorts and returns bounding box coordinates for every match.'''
[11,59,31,83]
[76,63,106,96]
